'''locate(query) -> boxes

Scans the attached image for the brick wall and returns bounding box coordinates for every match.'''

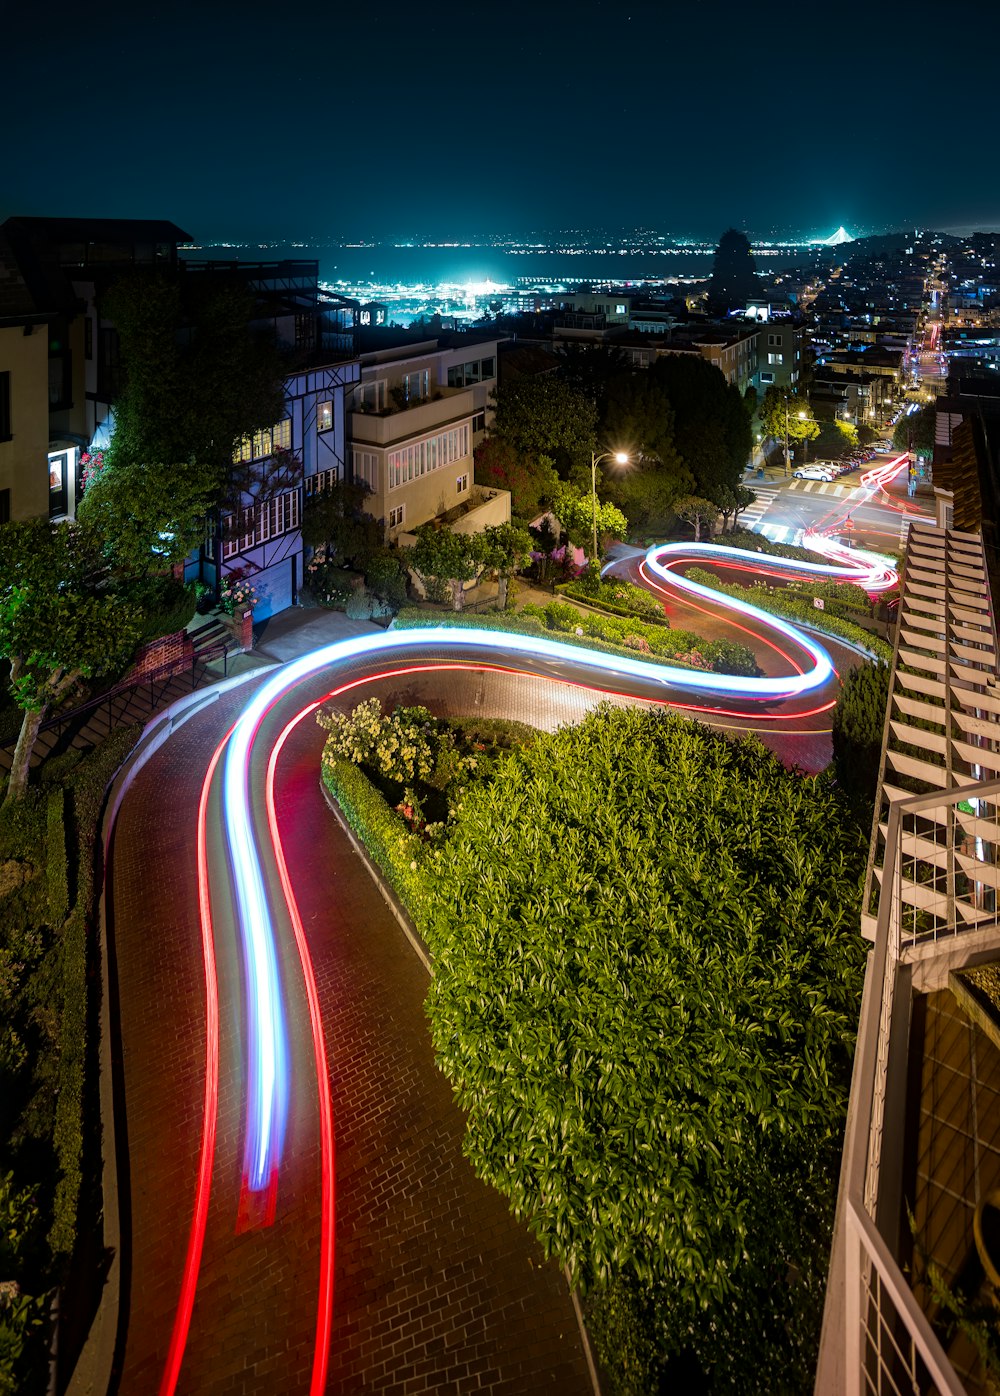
[125,630,194,682]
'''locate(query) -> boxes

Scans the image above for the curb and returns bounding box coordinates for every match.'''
[317,778,602,1395]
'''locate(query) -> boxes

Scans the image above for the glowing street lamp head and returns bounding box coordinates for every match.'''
[614,452,629,465]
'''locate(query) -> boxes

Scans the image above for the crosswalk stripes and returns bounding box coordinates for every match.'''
[738,487,778,528]
[899,515,911,554]
[755,522,797,544]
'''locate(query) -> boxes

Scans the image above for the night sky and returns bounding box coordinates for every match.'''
[7,0,999,241]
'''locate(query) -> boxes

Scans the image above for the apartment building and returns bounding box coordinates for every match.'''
[346,333,509,542]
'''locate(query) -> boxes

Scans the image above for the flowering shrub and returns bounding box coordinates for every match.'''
[318,698,436,784]
[219,576,259,615]
[78,451,107,494]
[623,634,651,653]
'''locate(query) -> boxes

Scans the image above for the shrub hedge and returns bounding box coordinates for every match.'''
[50,725,141,1260]
[320,756,430,925]
[46,790,69,928]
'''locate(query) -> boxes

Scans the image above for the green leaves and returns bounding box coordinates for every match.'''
[414,705,866,1387]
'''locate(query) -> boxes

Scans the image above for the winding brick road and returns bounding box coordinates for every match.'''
[109,669,603,1394]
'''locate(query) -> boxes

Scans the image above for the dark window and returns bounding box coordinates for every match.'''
[49,354,71,410]
[0,488,9,524]
[0,372,10,440]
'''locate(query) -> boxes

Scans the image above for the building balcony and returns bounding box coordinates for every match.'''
[348,387,475,446]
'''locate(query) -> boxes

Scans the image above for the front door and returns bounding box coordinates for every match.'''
[48,450,69,518]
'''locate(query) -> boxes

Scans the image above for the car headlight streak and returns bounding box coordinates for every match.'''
[222,539,896,1204]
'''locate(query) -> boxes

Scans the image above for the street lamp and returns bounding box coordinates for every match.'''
[591,449,629,562]
[783,398,817,474]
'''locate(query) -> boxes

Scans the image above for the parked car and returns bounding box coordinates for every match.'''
[794,465,837,481]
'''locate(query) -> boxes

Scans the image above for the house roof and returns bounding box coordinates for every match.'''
[2,216,193,244]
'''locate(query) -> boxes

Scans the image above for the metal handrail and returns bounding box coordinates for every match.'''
[0,638,236,757]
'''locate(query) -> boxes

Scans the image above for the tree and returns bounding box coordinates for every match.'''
[892,405,935,458]
[0,522,142,802]
[103,272,287,487]
[715,483,758,531]
[477,523,533,608]
[814,419,858,458]
[555,342,630,417]
[758,386,820,455]
[707,228,758,313]
[473,436,560,521]
[489,377,598,476]
[653,356,751,501]
[857,423,878,447]
[409,526,483,610]
[552,487,629,557]
[301,478,381,569]
[422,706,867,1392]
[600,371,692,532]
[674,494,719,542]
[76,454,216,576]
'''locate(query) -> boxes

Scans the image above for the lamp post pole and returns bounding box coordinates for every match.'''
[783,398,791,477]
[589,449,630,564]
[590,449,599,564]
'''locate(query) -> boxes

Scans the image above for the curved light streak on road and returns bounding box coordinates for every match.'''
[160,533,895,1391]
[223,533,903,1219]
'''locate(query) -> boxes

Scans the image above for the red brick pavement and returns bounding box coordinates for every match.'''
[109,666,599,1395]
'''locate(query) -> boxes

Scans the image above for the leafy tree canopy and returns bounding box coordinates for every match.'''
[473,436,559,521]
[422,705,866,1390]
[0,521,142,801]
[814,418,859,458]
[490,376,598,474]
[103,273,287,483]
[552,486,629,553]
[555,343,631,416]
[77,454,215,576]
[758,386,820,446]
[673,494,719,542]
[707,228,758,312]
[409,525,483,609]
[652,356,752,502]
[302,478,381,569]
[892,405,935,458]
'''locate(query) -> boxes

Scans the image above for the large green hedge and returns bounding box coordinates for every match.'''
[320,756,430,921]
[0,724,140,1390]
[416,706,867,1393]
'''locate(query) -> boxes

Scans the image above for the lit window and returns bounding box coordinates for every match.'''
[318,400,333,432]
[456,473,469,493]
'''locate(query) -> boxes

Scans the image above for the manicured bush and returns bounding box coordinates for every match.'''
[557,578,667,623]
[419,706,867,1392]
[320,756,429,922]
[832,662,891,811]
[391,606,760,678]
[49,725,141,1260]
